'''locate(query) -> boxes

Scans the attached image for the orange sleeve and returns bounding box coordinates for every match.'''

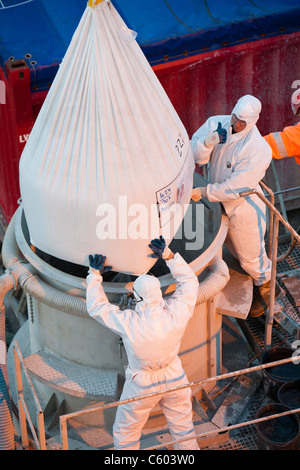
[264,122,300,165]
[264,133,281,159]
[280,123,300,163]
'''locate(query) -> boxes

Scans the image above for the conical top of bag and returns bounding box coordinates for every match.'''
[19,0,194,275]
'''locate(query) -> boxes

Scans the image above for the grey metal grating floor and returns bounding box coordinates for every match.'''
[200,388,272,450]
[277,241,300,325]
[242,241,300,352]
[277,240,300,275]
[218,391,273,450]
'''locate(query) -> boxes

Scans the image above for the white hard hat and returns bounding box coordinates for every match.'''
[291,88,300,115]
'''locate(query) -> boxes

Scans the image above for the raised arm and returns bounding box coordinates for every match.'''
[148,237,199,319]
[86,254,125,336]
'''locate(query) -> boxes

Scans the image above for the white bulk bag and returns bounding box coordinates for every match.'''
[19,1,194,275]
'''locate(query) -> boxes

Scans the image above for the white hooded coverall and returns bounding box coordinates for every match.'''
[191,95,272,286]
[86,252,199,450]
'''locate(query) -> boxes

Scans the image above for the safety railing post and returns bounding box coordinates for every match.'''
[37,411,47,450]
[60,417,69,450]
[260,181,274,258]
[13,341,47,450]
[265,215,279,348]
[13,344,29,449]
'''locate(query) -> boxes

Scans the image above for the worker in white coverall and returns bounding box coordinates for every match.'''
[86,236,199,450]
[191,95,279,317]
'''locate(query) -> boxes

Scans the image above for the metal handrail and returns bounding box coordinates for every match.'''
[147,404,300,450]
[239,186,300,347]
[259,181,275,258]
[261,182,300,261]
[264,185,300,197]
[13,341,46,450]
[59,354,299,450]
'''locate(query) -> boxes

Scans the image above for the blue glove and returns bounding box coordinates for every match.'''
[148,236,171,259]
[215,122,227,144]
[88,254,112,274]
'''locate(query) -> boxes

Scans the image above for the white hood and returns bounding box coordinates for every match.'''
[133,274,163,314]
[231,94,262,134]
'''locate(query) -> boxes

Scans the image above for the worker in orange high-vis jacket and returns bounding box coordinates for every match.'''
[264,88,300,165]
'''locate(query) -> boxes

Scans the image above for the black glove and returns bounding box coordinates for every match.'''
[88,254,112,274]
[215,122,227,143]
[148,236,171,259]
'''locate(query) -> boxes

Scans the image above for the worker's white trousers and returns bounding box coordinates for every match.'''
[224,195,272,286]
[113,369,199,451]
